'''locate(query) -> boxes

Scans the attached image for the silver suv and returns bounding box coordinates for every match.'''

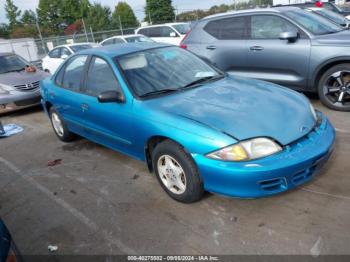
[182,7,350,111]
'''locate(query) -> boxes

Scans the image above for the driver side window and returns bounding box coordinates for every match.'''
[251,15,297,39]
[84,57,121,97]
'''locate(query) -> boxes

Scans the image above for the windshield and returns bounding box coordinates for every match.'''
[70,44,94,53]
[172,23,191,35]
[313,8,347,25]
[284,9,343,35]
[0,54,28,74]
[125,36,154,43]
[117,47,222,97]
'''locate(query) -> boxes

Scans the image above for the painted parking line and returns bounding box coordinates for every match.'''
[0,156,136,254]
[301,187,350,201]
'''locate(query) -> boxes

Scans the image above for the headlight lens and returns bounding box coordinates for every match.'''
[207,138,282,161]
[310,104,317,122]
[0,83,12,95]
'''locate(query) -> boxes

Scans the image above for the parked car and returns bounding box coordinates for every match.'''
[0,219,22,262]
[42,42,99,74]
[274,1,350,18]
[0,52,49,114]
[181,7,350,111]
[100,34,154,46]
[135,23,190,45]
[305,7,350,28]
[41,43,335,203]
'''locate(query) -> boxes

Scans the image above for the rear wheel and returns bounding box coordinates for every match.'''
[318,64,350,111]
[152,140,204,203]
[49,107,76,142]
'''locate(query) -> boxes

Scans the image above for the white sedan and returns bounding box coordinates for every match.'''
[99,34,154,46]
[41,43,99,74]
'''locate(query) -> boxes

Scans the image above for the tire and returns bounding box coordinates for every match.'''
[152,140,204,203]
[318,63,350,111]
[49,107,76,142]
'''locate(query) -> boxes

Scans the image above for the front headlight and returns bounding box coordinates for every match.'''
[0,83,12,95]
[310,104,317,122]
[207,137,282,161]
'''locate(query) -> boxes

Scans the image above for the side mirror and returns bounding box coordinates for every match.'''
[170,32,177,37]
[98,91,124,103]
[61,54,69,60]
[279,31,299,42]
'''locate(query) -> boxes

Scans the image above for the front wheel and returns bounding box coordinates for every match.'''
[318,64,350,111]
[152,140,204,203]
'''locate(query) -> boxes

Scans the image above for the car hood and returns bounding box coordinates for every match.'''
[146,76,315,146]
[313,29,350,45]
[0,70,49,86]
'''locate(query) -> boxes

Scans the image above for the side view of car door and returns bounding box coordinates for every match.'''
[78,56,134,156]
[49,55,88,135]
[198,16,249,74]
[244,14,311,89]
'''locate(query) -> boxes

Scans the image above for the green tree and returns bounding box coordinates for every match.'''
[80,0,91,18]
[112,2,138,30]
[4,0,21,29]
[145,0,175,24]
[86,3,111,31]
[21,10,37,25]
[0,23,10,38]
[37,0,64,33]
[61,0,82,25]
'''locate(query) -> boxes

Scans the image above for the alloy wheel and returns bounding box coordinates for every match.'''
[157,155,187,195]
[323,70,350,108]
[51,112,64,137]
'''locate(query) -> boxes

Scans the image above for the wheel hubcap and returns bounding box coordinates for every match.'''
[323,70,350,107]
[51,112,64,137]
[157,155,186,195]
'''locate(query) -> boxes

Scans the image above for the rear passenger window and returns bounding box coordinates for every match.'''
[147,27,161,37]
[61,55,88,91]
[251,15,296,39]
[138,28,149,36]
[204,16,247,40]
[85,57,121,97]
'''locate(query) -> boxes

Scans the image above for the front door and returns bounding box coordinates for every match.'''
[245,14,311,89]
[79,56,133,155]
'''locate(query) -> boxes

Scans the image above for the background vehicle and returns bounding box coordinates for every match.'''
[305,7,350,27]
[41,43,334,203]
[0,53,49,114]
[100,34,154,46]
[0,219,22,262]
[182,7,350,111]
[135,23,190,45]
[41,42,99,73]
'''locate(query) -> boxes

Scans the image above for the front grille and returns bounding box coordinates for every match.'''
[258,177,287,192]
[14,81,40,92]
[14,96,41,107]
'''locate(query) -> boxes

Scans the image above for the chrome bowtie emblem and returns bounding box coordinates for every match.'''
[26,83,33,88]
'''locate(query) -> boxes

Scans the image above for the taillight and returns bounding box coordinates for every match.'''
[6,243,18,262]
[315,1,323,7]
[179,29,191,49]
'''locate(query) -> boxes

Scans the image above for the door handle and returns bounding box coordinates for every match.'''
[206,45,217,50]
[81,103,89,111]
[250,46,264,51]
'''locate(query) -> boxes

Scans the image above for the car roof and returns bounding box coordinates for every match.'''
[53,42,97,49]
[77,42,172,57]
[0,52,16,57]
[203,6,300,20]
[137,22,188,29]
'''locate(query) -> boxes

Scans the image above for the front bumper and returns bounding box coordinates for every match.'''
[193,113,336,198]
[0,90,41,114]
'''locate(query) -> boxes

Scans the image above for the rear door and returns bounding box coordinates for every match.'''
[245,14,311,89]
[45,48,64,73]
[49,55,88,135]
[201,16,249,72]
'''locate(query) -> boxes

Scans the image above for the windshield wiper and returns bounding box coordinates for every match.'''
[180,74,224,90]
[139,88,178,98]
[2,68,26,73]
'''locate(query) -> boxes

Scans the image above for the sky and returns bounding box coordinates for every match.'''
[0,0,236,23]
